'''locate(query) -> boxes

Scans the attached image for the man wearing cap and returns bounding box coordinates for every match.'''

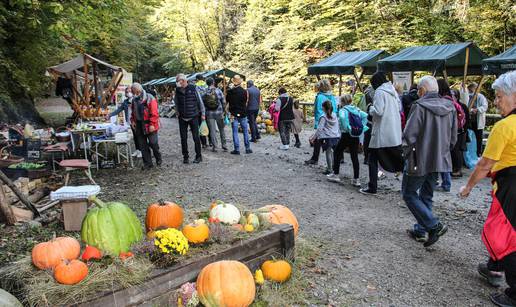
[226,75,252,155]
[246,80,262,142]
[175,73,206,164]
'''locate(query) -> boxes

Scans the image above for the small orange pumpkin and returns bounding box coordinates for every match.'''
[261,259,292,283]
[54,260,89,285]
[182,223,209,244]
[258,205,299,236]
[32,237,81,270]
[81,245,102,261]
[197,260,255,307]
[145,200,184,231]
[119,251,134,261]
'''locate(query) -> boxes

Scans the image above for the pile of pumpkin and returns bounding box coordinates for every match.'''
[29,196,299,289]
[256,110,275,134]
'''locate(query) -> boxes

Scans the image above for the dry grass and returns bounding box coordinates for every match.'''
[0,256,153,306]
[253,237,321,306]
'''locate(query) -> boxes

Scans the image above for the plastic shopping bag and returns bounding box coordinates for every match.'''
[199,120,209,136]
[463,129,479,169]
[223,114,230,126]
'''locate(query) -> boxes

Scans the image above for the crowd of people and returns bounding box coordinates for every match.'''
[114,69,515,306]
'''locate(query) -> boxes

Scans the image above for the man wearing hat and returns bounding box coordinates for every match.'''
[226,75,252,154]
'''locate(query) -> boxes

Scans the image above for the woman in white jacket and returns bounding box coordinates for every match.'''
[360,71,402,195]
[467,82,489,157]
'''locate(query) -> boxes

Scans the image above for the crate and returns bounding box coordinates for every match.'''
[61,198,90,231]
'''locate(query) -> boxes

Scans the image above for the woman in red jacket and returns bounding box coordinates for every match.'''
[460,70,516,306]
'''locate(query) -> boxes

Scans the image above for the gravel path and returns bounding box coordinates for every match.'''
[91,116,497,306]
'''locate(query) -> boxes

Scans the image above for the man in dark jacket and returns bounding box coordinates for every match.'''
[401,83,419,118]
[402,76,457,247]
[246,80,262,142]
[175,73,206,164]
[130,82,162,170]
[226,75,252,155]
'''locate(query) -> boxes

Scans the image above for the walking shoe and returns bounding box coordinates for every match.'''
[294,142,301,148]
[183,158,189,164]
[478,263,504,287]
[131,150,141,157]
[359,188,376,195]
[156,159,162,167]
[136,151,142,158]
[230,150,240,155]
[245,149,253,154]
[304,159,317,165]
[435,186,451,192]
[407,229,427,243]
[378,171,386,180]
[141,164,153,171]
[451,171,463,178]
[424,223,448,247]
[278,145,288,150]
[327,173,341,183]
[490,292,516,307]
[322,169,332,175]
[351,178,361,187]
[222,146,228,151]
[193,157,202,164]
[211,146,217,152]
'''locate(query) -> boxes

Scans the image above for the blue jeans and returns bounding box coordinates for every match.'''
[402,172,439,235]
[440,172,451,191]
[232,117,250,151]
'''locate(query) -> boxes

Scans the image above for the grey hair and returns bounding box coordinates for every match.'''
[318,79,332,92]
[340,94,352,105]
[176,73,187,81]
[418,76,439,92]
[131,82,143,93]
[492,70,516,96]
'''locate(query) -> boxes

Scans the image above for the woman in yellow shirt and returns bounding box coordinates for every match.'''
[459,70,516,306]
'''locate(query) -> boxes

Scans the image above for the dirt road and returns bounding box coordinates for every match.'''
[92,115,496,306]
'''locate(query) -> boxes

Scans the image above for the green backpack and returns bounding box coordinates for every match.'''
[203,88,219,110]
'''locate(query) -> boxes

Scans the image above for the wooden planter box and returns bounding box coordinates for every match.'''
[74,224,295,307]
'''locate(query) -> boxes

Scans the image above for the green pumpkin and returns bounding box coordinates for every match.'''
[0,289,23,307]
[81,196,143,255]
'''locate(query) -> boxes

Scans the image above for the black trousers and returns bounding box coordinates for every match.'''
[309,138,322,161]
[488,253,516,300]
[247,109,260,141]
[473,128,483,157]
[367,148,379,192]
[363,129,372,164]
[333,133,360,178]
[451,132,466,173]
[179,117,201,159]
[135,121,161,167]
[131,126,141,151]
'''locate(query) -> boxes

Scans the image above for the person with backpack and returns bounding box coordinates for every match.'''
[246,80,262,142]
[204,77,227,152]
[435,79,466,192]
[360,72,402,195]
[275,87,295,150]
[195,74,210,149]
[327,94,368,186]
[451,89,470,177]
[305,79,338,165]
[309,100,340,174]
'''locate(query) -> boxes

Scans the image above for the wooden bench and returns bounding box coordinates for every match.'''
[59,159,96,186]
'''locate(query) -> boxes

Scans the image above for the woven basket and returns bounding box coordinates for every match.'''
[0,146,24,168]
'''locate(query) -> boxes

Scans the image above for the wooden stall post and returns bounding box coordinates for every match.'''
[352,70,364,95]
[338,75,343,96]
[83,55,89,105]
[92,62,100,106]
[443,69,449,83]
[468,75,486,109]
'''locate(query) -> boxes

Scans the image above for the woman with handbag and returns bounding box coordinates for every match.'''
[460,71,516,306]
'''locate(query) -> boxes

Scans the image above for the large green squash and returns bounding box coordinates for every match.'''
[0,289,23,307]
[81,196,143,255]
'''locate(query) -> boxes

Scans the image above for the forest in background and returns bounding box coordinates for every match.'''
[0,0,514,123]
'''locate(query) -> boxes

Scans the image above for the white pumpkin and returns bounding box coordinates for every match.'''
[0,289,22,307]
[210,203,241,224]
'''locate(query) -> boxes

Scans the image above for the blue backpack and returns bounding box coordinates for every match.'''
[345,106,364,137]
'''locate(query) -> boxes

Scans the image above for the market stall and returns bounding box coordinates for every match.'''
[308,49,388,95]
[482,45,516,76]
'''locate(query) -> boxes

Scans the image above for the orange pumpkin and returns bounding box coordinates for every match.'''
[258,205,299,236]
[32,237,81,270]
[182,223,209,244]
[81,245,102,261]
[261,259,292,283]
[54,260,89,285]
[145,200,184,231]
[197,260,255,307]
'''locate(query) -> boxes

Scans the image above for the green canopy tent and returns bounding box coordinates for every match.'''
[307,50,388,95]
[482,45,516,76]
[377,42,487,83]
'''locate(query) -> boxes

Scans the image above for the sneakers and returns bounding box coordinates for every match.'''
[222,146,228,152]
[230,150,240,155]
[322,169,332,175]
[294,142,301,148]
[490,292,516,307]
[156,159,162,167]
[407,229,427,243]
[478,263,504,287]
[351,178,361,187]
[378,171,386,180]
[435,186,451,192]
[359,188,376,195]
[183,157,189,164]
[327,173,341,183]
[193,157,202,164]
[278,144,289,150]
[245,149,253,154]
[424,223,448,247]
[304,159,317,165]
[131,150,141,158]
[211,146,217,152]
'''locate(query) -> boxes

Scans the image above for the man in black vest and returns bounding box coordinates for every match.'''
[226,75,252,155]
[275,87,295,150]
[175,73,205,164]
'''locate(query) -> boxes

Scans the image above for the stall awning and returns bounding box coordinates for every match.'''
[482,45,516,75]
[307,50,387,75]
[377,42,487,76]
[142,68,246,87]
[47,54,122,77]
